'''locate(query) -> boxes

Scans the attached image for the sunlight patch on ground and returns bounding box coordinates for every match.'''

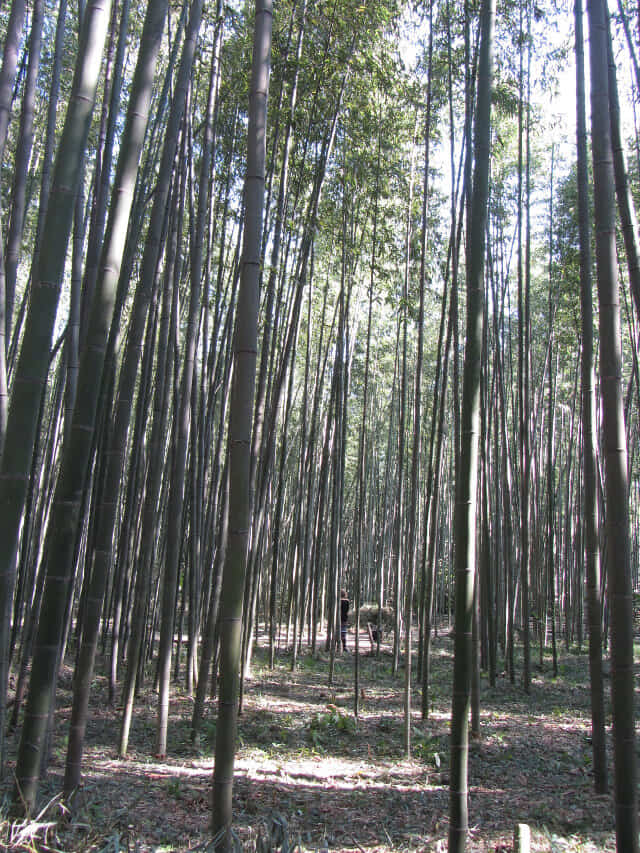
[82,750,434,795]
[235,753,431,793]
[88,756,213,780]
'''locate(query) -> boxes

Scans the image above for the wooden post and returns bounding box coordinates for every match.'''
[514,823,530,853]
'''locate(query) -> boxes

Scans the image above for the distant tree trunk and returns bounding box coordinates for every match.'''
[0,0,26,169]
[327,278,348,683]
[305,276,332,656]
[0,0,42,773]
[606,9,640,326]
[242,101,342,680]
[448,0,494,846]
[116,0,206,754]
[3,0,114,812]
[517,0,532,694]
[575,0,607,794]
[267,0,306,672]
[586,0,637,844]
[545,148,557,677]
[62,0,171,792]
[17,0,168,791]
[546,348,558,676]
[481,432,496,685]
[212,0,272,842]
[78,0,129,348]
[290,276,316,668]
[393,124,416,674]
[4,0,44,348]
[156,0,213,754]
[249,0,306,556]
[16,0,69,365]
[192,461,229,745]
[286,358,305,671]
[354,116,380,712]
[0,226,7,465]
[405,41,431,751]
[118,177,183,758]
[421,121,465,712]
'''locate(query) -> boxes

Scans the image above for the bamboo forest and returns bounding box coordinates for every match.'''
[1,0,640,848]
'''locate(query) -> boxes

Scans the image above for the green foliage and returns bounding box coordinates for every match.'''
[492,80,520,118]
[201,718,217,750]
[250,712,296,751]
[413,732,447,769]
[552,163,590,349]
[165,776,184,799]
[307,704,356,749]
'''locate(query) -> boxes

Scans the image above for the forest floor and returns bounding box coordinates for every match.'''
[0,627,626,852]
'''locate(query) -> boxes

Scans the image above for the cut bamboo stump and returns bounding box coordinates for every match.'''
[513,823,530,853]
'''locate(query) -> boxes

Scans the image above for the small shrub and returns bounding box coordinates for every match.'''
[307,705,356,748]
[414,734,447,769]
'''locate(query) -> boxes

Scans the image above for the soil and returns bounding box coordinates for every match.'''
[1,630,624,852]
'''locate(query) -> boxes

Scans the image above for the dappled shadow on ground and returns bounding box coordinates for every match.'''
[1,632,623,851]
[59,754,448,851]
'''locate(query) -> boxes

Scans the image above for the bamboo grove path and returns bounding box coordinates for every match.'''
[2,631,625,852]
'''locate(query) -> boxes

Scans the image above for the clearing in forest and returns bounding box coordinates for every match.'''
[1,631,623,851]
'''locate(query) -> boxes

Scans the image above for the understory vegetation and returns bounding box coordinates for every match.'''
[0,632,624,851]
